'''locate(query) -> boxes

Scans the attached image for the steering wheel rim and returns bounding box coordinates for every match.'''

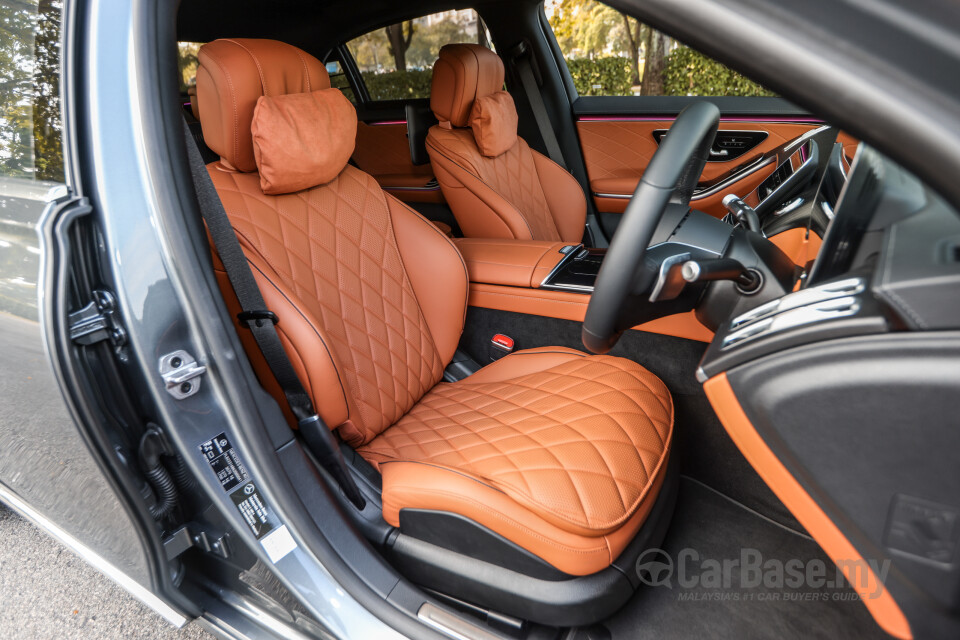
[582,102,721,354]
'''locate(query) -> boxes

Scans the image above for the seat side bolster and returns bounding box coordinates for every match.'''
[387,195,469,366]
[530,150,587,244]
[426,133,535,241]
[214,236,352,429]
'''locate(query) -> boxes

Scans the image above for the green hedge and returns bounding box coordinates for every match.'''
[356,51,772,101]
[361,69,433,101]
[566,57,632,97]
[663,46,774,97]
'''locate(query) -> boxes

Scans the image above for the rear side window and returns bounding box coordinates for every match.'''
[177,41,204,93]
[546,0,773,97]
[345,10,494,101]
[0,0,64,182]
[326,60,357,104]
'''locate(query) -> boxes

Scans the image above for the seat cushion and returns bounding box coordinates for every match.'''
[358,347,673,575]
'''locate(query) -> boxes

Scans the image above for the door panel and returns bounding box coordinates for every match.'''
[576,118,823,217]
[351,121,444,204]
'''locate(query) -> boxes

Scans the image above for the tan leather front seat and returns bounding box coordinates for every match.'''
[426,44,587,243]
[197,38,672,577]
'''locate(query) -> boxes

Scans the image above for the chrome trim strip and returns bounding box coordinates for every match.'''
[417,603,502,640]
[540,281,594,293]
[592,155,776,202]
[538,243,585,289]
[692,155,776,200]
[383,185,441,192]
[722,295,861,349]
[729,277,865,330]
[0,482,188,627]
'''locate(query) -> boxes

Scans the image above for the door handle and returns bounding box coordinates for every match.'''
[709,148,730,158]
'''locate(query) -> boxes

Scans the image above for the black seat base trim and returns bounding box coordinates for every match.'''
[398,509,572,582]
[383,456,679,627]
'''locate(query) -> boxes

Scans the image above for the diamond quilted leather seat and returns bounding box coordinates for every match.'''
[425,43,588,242]
[195,37,675,621]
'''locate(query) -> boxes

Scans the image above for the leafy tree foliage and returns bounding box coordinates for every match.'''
[566,57,632,96]
[663,46,774,97]
[361,70,434,101]
[549,0,646,86]
[0,0,63,181]
[177,42,203,92]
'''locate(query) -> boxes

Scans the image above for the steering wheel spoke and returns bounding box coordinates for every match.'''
[583,102,721,354]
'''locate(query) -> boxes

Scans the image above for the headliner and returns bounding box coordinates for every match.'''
[176,0,527,58]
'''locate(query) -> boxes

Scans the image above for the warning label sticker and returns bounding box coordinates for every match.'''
[198,432,297,560]
[231,481,274,540]
[199,432,249,493]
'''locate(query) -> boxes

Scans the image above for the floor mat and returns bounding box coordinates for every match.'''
[593,477,888,640]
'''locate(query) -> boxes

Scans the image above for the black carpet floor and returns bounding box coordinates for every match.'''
[589,478,888,640]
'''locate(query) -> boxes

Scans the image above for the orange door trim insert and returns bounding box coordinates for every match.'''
[703,373,912,640]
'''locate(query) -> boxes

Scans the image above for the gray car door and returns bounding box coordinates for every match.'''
[0,0,184,626]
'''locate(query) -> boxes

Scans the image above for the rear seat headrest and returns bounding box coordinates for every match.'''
[197,38,332,172]
[430,43,504,128]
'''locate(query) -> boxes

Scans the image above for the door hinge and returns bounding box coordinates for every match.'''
[68,289,127,346]
[159,350,206,399]
[163,524,231,560]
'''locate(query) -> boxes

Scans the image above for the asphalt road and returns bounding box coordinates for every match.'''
[0,503,214,639]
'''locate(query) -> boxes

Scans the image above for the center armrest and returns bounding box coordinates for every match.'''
[453,238,576,289]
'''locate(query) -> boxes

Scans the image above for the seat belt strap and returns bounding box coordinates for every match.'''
[510,43,608,247]
[182,120,366,510]
[511,42,567,169]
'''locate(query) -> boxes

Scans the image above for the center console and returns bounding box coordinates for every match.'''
[452,238,716,344]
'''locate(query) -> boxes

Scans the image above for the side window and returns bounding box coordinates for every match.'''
[326,60,357,104]
[0,0,64,182]
[345,10,494,102]
[546,0,773,97]
[177,42,204,93]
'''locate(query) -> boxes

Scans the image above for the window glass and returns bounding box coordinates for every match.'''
[0,0,64,181]
[346,10,493,101]
[326,60,357,104]
[546,0,773,97]
[177,41,204,94]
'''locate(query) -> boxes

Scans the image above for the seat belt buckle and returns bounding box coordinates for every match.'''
[237,310,279,329]
[489,334,515,362]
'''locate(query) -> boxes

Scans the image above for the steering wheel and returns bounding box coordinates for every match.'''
[582,102,721,354]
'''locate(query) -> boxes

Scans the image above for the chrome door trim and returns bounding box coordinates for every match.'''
[0,482,188,627]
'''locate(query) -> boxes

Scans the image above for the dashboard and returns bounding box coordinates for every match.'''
[698,142,960,380]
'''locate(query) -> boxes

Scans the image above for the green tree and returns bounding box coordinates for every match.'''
[405,18,465,69]
[549,0,644,86]
[350,30,390,72]
[640,28,667,96]
[384,21,415,71]
[177,42,202,91]
[0,0,63,181]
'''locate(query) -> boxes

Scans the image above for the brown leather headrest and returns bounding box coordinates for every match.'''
[430,43,504,128]
[469,91,518,157]
[251,89,357,194]
[197,39,331,171]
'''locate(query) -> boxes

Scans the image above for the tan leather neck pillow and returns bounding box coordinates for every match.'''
[469,90,519,157]
[251,89,357,195]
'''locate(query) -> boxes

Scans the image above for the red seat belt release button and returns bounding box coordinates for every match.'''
[489,334,515,361]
